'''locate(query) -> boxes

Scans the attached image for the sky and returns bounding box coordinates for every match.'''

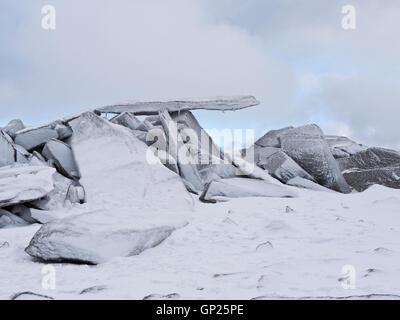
[1,0,399,149]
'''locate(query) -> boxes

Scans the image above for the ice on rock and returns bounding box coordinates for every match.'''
[255,127,293,148]
[95,96,260,116]
[0,165,55,208]
[1,119,25,139]
[287,177,335,192]
[279,125,351,193]
[200,177,297,203]
[253,146,315,183]
[14,126,58,151]
[42,139,80,180]
[25,112,192,264]
[325,135,368,159]
[0,131,15,167]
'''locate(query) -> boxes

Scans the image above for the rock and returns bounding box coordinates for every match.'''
[13,144,31,163]
[25,211,185,264]
[31,172,84,210]
[198,163,238,184]
[200,178,297,203]
[110,112,141,130]
[287,177,335,192]
[1,119,25,139]
[42,139,80,180]
[0,131,15,167]
[25,112,192,264]
[159,110,204,192]
[10,205,37,223]
[279,125,351,193]
[253,146,315,183]
[337,147,400,191]
[325,135,367,159]
[95,96,260,115]
[0,165,55,208]
[0,208,29,228]
[136,119,154,132]
[255,127,293,148]
[14,126,58,151]
[54,123,73,140]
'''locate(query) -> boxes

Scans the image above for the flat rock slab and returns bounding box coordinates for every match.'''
[201,177,297,202]
[95,96,259,115]
[42,139,80,180]
[287,177,335,192]
[0,165,55,208]
[14,126,58,151]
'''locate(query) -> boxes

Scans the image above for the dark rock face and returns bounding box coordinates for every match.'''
[279,125,351,193]
[254,146,315,183]
[339,147,400,191]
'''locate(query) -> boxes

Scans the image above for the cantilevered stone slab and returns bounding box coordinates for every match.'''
[94,96,259,115]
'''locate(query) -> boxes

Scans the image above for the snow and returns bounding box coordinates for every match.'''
[2,184,400,299]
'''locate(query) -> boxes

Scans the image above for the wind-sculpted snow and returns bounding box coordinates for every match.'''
[0,165,55,208]
[25,112,192,264]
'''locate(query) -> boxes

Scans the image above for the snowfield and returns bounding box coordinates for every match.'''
[1,185,400,300]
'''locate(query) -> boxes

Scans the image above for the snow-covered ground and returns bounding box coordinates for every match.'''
[1,185,400,300]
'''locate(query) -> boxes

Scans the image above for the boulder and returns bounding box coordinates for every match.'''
[1,119,25,139]
[325,135,367,159]
[54,123,73,140]
[10,205,37,223]
[14,126,58,151]
[110,112,141,130]
[25,112,192,264]
[199,163,238,184]
[0,131,15,167]
[279,125,351,193]
[42,139,80,180]
[0,165,55,208]
[95,96,260,116]
[255,127,293,148]
[0,208,29,228]
[13,144,31,163]
[200,177,297,203]
[338,147,400,191]
[253,146,315,183]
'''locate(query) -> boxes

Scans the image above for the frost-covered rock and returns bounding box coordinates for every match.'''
[42,139,80,180]
[279,125,351,193]
[287,177,335,192]
[338,147,400,191]
[200,178,297,202]
[95,96,260,116]
[54,123,73,140]
[255,127,293,148]
[325,135,367,159]
[14,126,58,151]
[253,146,315,183]
[1,119,25,139]
[0,131,15,167]
[0,208,29,228]
[199,163,238,184]
[25,112,192,263]
[0,165,55,208]
[110,112,141,130]
[25,211,184,264]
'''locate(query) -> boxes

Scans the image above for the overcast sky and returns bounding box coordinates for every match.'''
[1,0,399,149]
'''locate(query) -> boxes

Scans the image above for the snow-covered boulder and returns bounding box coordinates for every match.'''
[25,210,185,264]
[42,139,80,180]
[255,127,293,148]
[279,125,351,193]
[253,146,315,183]
[0,131,15,167]
[200,177,297,202]
[14,126,58,151]
[0,165,55,208]
[1,119,25,139]
[338,147,400,191]
[25,112,192,264]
